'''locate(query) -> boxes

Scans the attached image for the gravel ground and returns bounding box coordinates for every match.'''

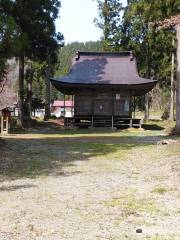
[0,130,180,240]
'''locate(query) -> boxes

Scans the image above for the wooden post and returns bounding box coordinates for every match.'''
[133,96,136,119]
[130,119,133,128]
[112,115,114,129]
[170,38,175,121]
[175,25,180,134]
[1,110,10,135]
[71,95,74,117]
[63,94,66,117]
[91,116,94,128]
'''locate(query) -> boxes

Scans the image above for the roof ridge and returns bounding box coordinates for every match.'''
[75,51,133,61]
[78,51,131,56]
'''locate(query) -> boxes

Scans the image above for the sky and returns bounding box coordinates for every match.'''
[56,0,127,44]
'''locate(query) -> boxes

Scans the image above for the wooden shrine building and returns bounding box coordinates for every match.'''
[51,51,157,128]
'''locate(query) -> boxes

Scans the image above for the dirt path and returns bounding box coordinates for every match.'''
[0,131,180,240]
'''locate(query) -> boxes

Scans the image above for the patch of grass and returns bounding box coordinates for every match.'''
[103,194,159,215]
[152,186,177,195]
[152,187,168,195]
[148,235,180,240]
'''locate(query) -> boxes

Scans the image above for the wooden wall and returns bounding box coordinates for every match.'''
[75,91,132,117]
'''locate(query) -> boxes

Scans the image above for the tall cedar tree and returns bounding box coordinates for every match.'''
[0,0,19,110]
[0,0,19,79]
[1,0,63,126]
[94,0,123,51]
[121,0,178,118]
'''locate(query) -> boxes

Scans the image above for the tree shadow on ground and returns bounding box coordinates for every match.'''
[0,132,167,182]
[11,119,166,135]
[142,124,164,131]
[0,184,36,192]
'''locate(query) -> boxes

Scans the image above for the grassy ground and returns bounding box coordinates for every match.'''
[0,120,180,240]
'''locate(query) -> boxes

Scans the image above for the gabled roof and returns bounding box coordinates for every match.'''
[51,51,157,96]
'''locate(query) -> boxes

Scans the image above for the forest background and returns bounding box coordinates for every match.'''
[0,0,179,121]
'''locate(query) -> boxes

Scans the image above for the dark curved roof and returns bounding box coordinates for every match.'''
[51,51,157,96]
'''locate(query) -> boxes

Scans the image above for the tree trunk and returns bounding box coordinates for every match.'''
[18,55,25,127]
[144,24,151,121]
[144,93,149,121]
[169,39,175,121]
[27,63,33,119]
[174,25,180,134]
[27,80,32,118]
[44,58,51,120]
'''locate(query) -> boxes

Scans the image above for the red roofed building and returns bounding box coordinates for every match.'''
[51,100,74,118]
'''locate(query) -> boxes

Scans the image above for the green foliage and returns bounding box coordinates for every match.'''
[0,0,64,120]
[5,0,63,61]
[56,41,103,77]
[0,2,19,77]
[29,41,103,102]
[94,0,123,50]
[121,0,178,88]
[94,0,178,110]
[31,61,46,100]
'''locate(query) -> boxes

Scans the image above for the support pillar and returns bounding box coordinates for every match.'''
[130,119,133,128]
[91,115,94,128]
[133,96,136,119]
[112,115,114,129]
